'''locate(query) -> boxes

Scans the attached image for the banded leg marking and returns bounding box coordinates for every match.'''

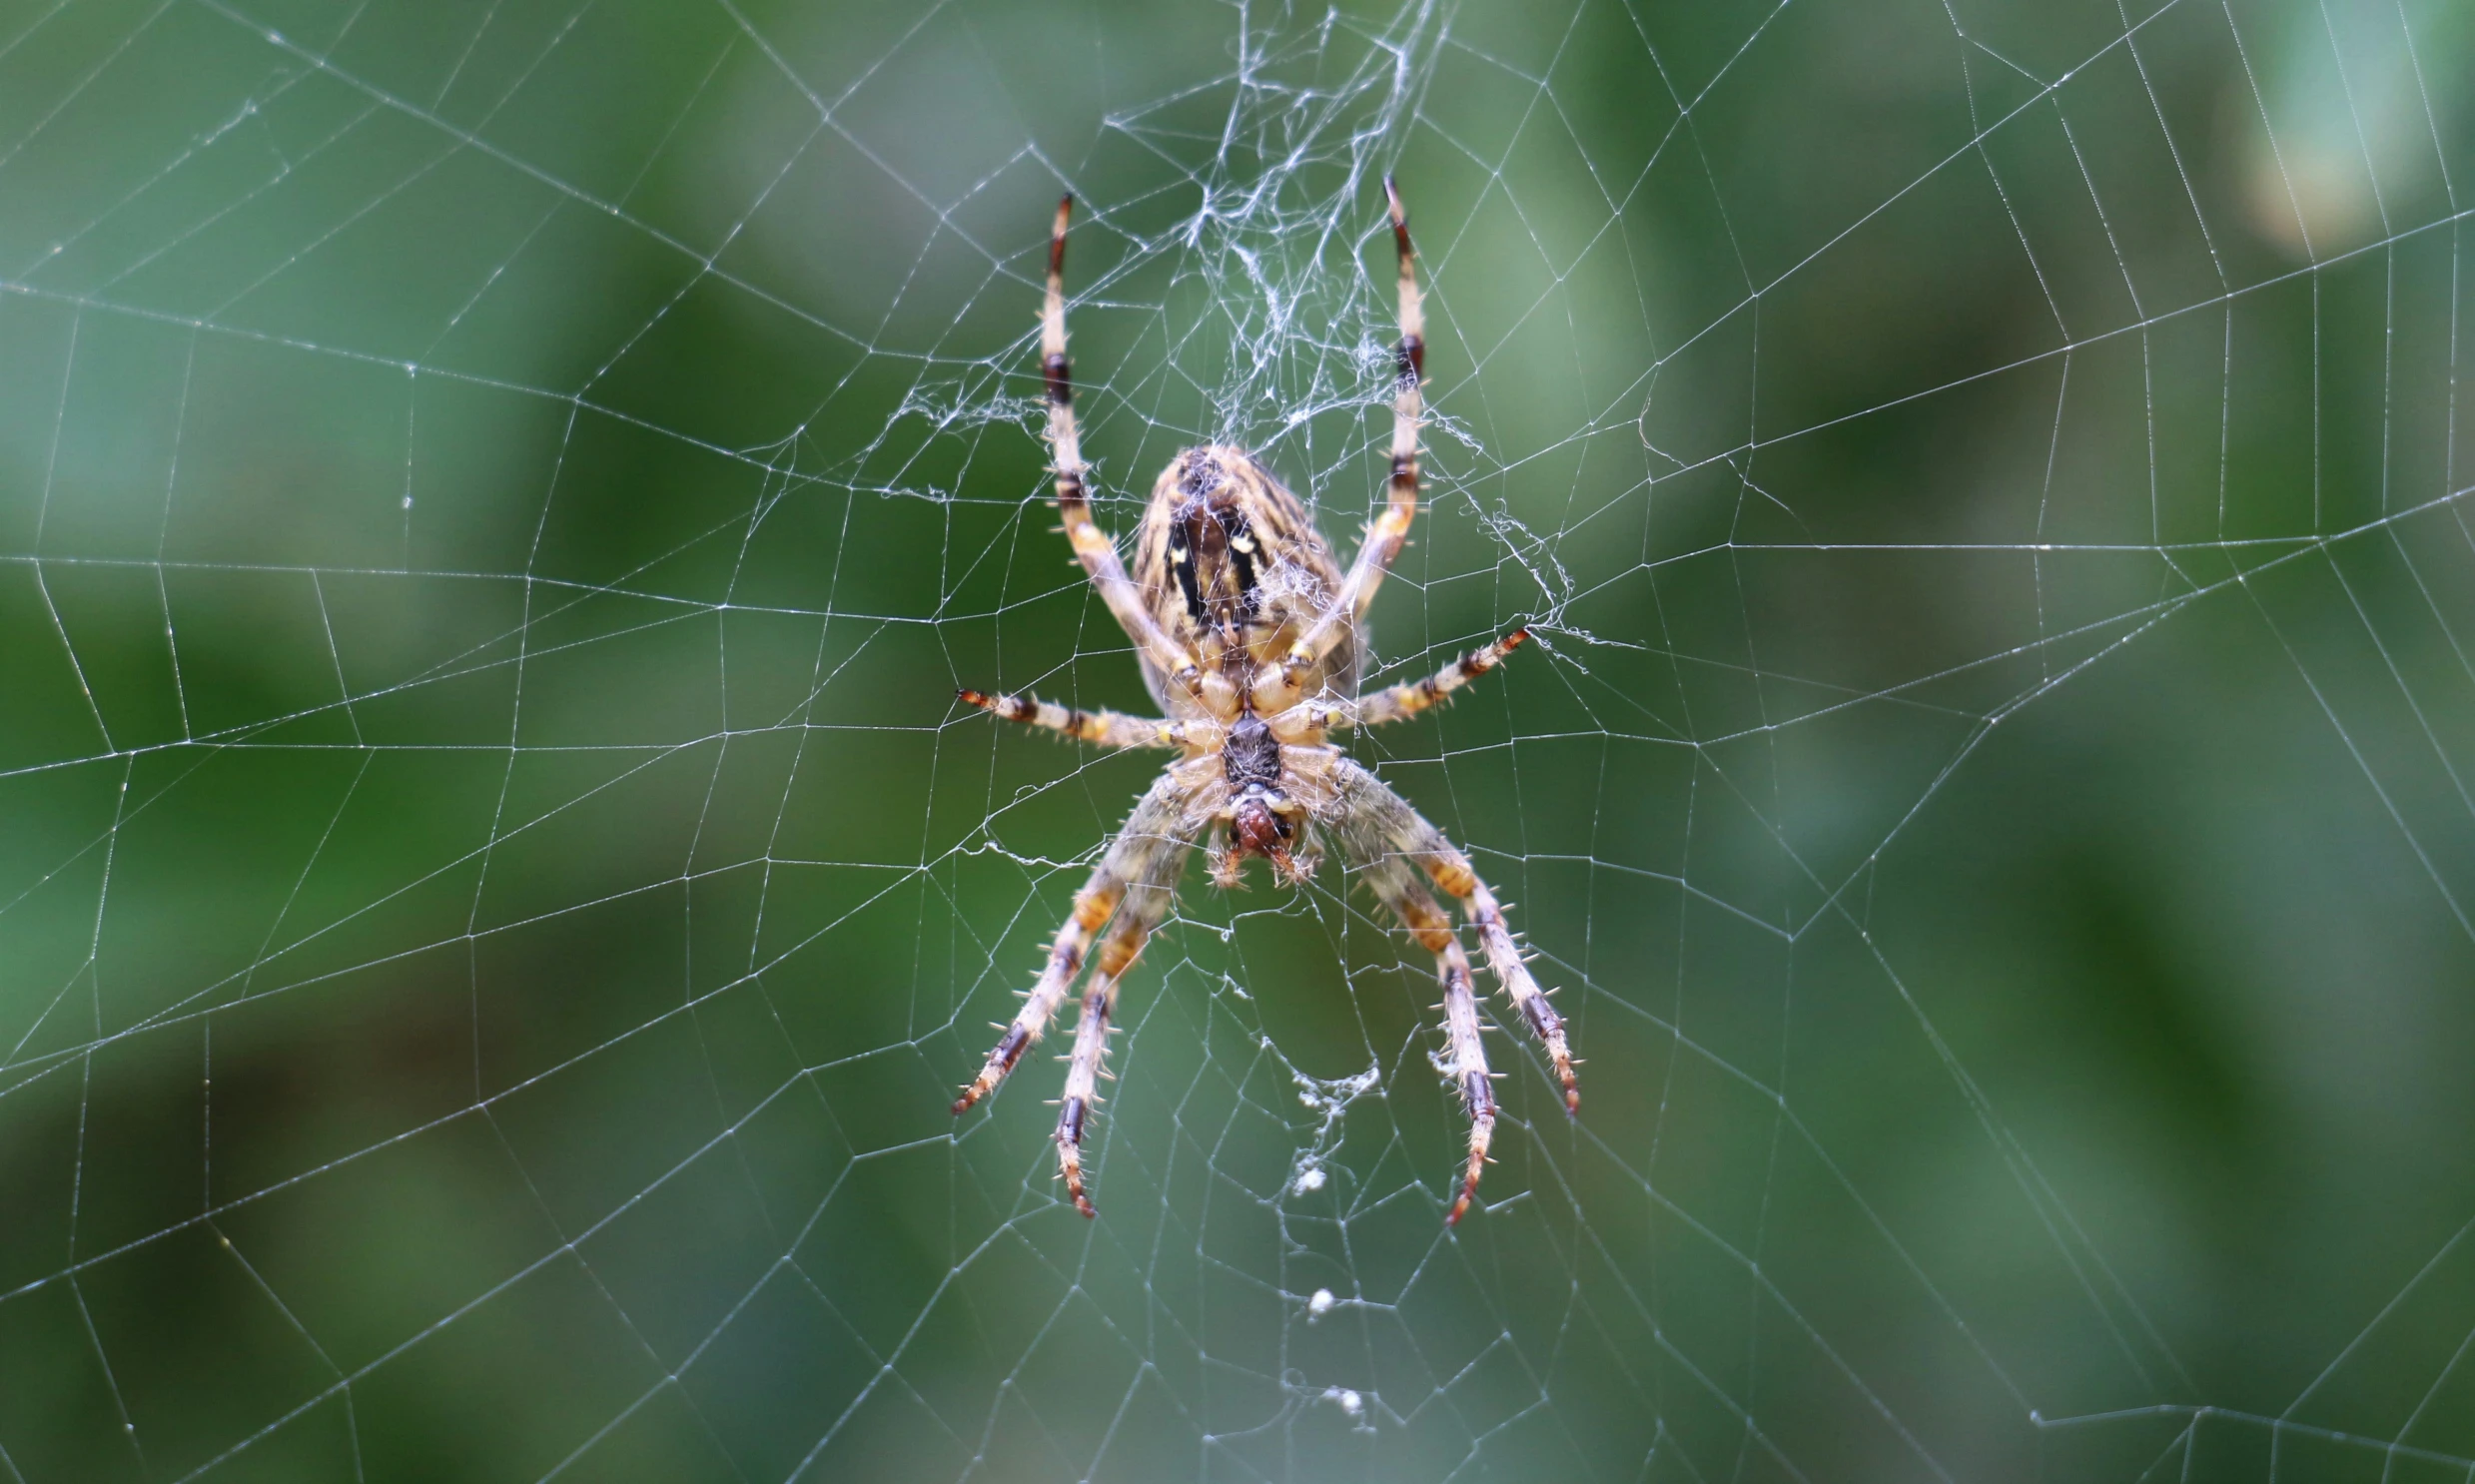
[954,774,1192,1115]
[952,877,1117,1115]
[1327,758,1580,1130]
[1042,196,1208,700]
[1305,627,1527,732]
[1419,850,1577,1117]
[1284,177,1425,684]
[1054,853,1186,1217]
[958,687,1188,750]
[1365,856,1496,1224]
[1055,980,1114,1218]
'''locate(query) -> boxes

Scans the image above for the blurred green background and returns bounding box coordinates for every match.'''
[3,0,2474,1479]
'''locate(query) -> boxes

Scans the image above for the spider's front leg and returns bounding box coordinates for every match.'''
[1040,196,1219,707]
[1282,176,1425,687]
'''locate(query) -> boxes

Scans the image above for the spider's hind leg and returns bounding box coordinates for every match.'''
[1054,839,1190,1216]
[1357,849,1495,1224]
[1322,757,1578,1222]
[1416,843,1577,1118]
[954,772,1196,1115]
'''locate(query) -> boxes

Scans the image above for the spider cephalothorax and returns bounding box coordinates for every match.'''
[953,183,1577,1224]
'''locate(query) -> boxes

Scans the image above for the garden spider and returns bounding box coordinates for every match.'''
[953,182,1577,1225]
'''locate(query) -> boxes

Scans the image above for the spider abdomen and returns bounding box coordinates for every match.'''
[1131,445,1357,709]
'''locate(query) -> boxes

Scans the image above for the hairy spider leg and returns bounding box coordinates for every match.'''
[953,772,1195,1114]
[1054,842,1191,1216]
[1284,176,1424,687]
[956,687,1193,750]
[1327,759,1578,1157]
[1300,627,1528,734]
[1043,196,1213,705]
[1358,848,1497,1224]
[1425,849,1578,1118]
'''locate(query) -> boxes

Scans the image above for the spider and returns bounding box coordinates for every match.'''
[952,182,1577,1225]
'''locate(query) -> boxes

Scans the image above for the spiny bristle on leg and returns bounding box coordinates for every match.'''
[950,1021,1033,1114]
[1446,1089,1493,1226]
[1054,979,1118,1218]
[1058,1094,1098,1218]
[1063,1148,1097,1219]
[1516,992,1581,1117]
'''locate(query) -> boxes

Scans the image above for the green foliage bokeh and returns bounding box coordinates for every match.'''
[3,0,2474,1480]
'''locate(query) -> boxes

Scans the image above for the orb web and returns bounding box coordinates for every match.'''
[2,0,2472,1480]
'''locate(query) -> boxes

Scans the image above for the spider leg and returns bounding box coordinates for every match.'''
[1042,197,1211,703]
[1357,848,1496,1224]
[1327,759,1578,1117]
[958,687,1195,749]
[954,771,1196,1114]
[1424,848,1578,1118]
[1305,628,1526,733]
[1283,177,1423,686]
[1054,842,1189,1217]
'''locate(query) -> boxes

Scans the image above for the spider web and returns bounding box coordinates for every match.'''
[3,0,2473,1478]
